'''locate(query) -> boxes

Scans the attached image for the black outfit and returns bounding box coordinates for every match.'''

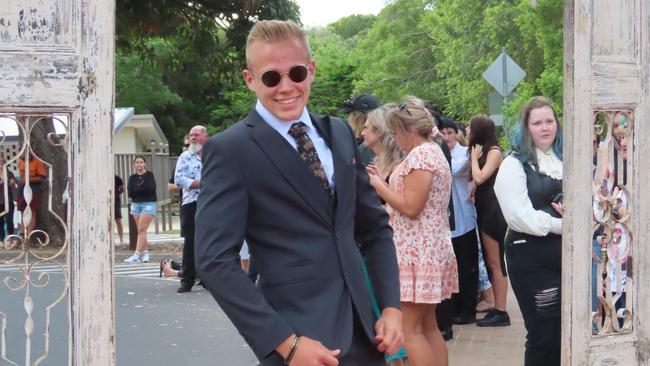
[505,160,562,366]
[179,201,197,291]
[451,228,479,321]
[436,141,459,336]
[356,139,375,166]
[474,148,507,277]
[0,171,16,240]
[115,175,123,219]
[127,171,157,202]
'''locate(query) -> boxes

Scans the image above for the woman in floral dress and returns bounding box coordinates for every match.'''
[368,96,458,366]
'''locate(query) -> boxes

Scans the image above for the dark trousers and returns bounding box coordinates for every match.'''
[0,202,15,240]
[180,201,197,284]
[436,299,453,331]
[451,228,479,317]
[506,231,561,366]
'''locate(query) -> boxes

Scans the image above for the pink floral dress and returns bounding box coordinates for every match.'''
[387,142,459,304]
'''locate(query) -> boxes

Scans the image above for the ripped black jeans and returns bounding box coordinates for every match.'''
[506,230,561,366]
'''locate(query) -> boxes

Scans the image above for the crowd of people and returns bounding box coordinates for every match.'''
[112,19,565,366]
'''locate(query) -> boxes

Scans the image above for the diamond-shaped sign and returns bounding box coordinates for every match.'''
[482,50,526,97]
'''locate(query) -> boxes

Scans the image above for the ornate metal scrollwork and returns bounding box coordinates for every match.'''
[591,110,633,336]
[0,113,69,365]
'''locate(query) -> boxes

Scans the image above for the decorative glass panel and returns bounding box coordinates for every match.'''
[591,110,633,336]
[0,112,70,365]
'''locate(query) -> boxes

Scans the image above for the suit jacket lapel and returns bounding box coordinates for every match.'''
[247,110,332,226]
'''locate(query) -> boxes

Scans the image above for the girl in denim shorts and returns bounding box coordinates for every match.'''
[125,156,157,263]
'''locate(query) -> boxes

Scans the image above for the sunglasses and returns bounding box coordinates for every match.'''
[252,65,309,88]
[398,101,413,116]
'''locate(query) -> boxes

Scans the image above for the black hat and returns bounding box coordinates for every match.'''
[439,117,458,133]
[341,94,381,113]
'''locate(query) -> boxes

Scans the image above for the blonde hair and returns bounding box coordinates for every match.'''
[348,111,367,138]
[367,104,404,176]
[245,20,310,68]
[386,96,436,140]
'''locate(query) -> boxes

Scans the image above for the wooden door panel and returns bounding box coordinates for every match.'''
[0,1,115,365]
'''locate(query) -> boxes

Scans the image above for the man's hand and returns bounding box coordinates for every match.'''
[374,307,403,355]
[276,334,340,366]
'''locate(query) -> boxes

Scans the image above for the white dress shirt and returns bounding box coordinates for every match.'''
[449,143,477,237]
[255,101,334,189]
[494,148,562,236]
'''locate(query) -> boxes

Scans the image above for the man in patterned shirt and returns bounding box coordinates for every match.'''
[174,125,209,292]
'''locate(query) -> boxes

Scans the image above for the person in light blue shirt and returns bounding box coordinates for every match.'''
[440,117,480,324]
[174,125,209,293]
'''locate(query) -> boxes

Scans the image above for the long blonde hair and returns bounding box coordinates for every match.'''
[366,104,404,177]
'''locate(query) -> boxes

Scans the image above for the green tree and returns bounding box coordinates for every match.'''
[327,14,376,40]
[352,0,443,105]
[423,0,563,130]
[307,29,357,116]
[115,0,302,152]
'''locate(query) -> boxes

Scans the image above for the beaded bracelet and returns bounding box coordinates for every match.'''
[284,335,301,365]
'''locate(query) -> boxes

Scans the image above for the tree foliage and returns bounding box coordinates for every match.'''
[115,0,301,153]
[115,0,564,152]
[327,14,376,40]
[352,0,444,104]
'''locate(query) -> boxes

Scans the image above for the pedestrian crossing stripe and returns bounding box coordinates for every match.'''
[0,262,173,280]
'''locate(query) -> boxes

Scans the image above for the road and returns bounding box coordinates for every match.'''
[0,258,258,366]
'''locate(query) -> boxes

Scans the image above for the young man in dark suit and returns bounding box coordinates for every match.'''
[195,20,403,366]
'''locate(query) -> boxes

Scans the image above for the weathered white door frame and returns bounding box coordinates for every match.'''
[563,0,650,364]
[0,0,116,365]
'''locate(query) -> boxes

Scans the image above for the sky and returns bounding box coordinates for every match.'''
[293,0,386,27]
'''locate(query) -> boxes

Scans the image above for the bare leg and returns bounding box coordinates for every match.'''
[482,231,508,312]
[136,214,154,254]
[401,302,437,366]
[423,303,448,366]
[161,260,180,278]
[115,218,124,244]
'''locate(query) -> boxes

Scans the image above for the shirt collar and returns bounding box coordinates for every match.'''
[255,100,313,135]
[536,147,553,156]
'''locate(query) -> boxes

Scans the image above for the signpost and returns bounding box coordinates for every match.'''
[482,48,526,127]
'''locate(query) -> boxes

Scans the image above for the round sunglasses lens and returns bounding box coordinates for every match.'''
[261,71,282,87]
[288,66,308,83]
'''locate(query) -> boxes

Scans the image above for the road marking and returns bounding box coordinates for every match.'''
[0,262,174,280]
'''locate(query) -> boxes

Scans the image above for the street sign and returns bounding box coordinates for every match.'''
[482,49,526,97]
[488,91,504,126]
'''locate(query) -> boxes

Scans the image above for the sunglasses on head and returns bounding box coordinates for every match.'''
[398,101,413,116]
[253,65,309,88]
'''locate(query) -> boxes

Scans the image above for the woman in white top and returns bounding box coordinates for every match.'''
[494,96,563,366]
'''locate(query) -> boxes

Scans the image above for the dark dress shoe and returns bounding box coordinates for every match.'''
[453,314,477,324]
[441,328,453,341]
[476,310,511,327]
[177,281,193,293]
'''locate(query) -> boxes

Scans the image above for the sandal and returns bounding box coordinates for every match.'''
[476,300,495,313]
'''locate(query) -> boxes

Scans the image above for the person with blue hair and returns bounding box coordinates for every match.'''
[494,96,564,365]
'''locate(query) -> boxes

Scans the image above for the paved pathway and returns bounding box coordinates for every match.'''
[447,283,526,365]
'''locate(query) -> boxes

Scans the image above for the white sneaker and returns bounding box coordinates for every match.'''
[124,254,142,263]
[141,251,150,263]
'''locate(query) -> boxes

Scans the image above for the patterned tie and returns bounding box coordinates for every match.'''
[288,122,331,194]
